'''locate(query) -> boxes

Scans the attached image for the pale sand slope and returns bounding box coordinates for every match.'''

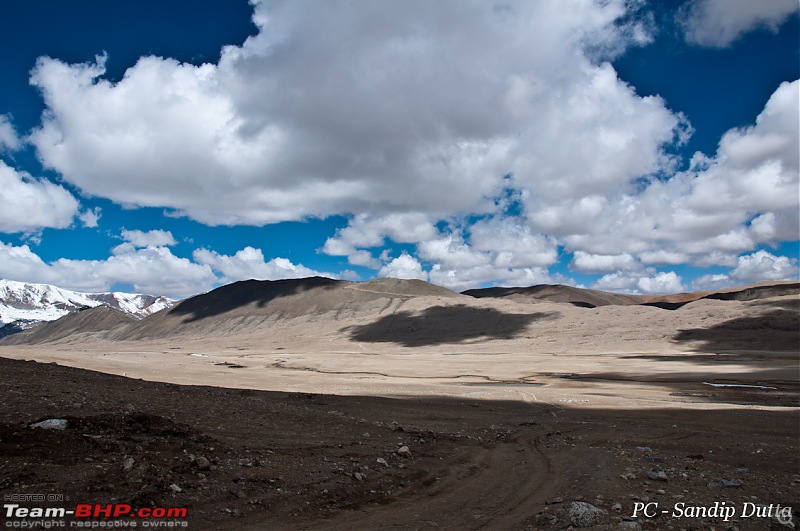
[1,291,796,411]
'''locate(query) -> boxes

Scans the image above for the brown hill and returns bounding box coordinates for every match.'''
[0,305,135,345]
[643,281,800,309]
[3,277,796,345]
[110,277,464,341]
[464,281,799,310]
[462,284,645,308]
[353,277,461,298]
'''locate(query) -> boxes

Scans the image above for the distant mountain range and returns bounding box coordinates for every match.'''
[464,281,800,309]
[0,276,797,345]
[0,279,175,338]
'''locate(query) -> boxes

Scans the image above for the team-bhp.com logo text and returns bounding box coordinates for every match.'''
[4,503,188,528]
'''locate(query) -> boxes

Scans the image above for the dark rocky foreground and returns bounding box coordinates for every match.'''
[0,357,797,530]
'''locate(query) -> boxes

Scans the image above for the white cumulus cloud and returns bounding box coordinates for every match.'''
[571,251,641,274]
[729,250,799,283]
[0,240,215,297]
[122,229,177,248]
[378,252,428,281]
[0,242,59,285]
[636,271,685,294]
[593,270,686,294]
[28,0,683,229]
[193,246,332,284]
[322,212,437,268]
[78,207,102,228]
[112,229,178,255]
[562,80,799,265]
[0,160,80,233]
[0,115,21,151]
[681,0,799,47]
[593,272,639,292]
[0,238,335,298]
[691,273,736,291]
[469,218,558,268]
[691,250,798,290]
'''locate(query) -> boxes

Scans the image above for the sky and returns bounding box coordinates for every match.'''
[0,0,798,298]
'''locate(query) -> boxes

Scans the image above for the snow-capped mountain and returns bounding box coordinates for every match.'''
[0,279,175,326]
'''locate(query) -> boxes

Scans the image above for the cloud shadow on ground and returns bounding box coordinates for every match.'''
[672,308,799,353]
[342,305,556,347]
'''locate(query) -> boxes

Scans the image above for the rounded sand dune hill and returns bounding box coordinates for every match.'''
[108,277,466,341]
[463,284,646,307]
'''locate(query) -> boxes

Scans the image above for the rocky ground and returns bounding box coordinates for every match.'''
[1,357,797,530]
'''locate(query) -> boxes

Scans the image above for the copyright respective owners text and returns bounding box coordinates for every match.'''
[2,497,190,528]
[631,500,797,528]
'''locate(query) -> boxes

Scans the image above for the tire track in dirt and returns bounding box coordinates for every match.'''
[300,430,564,530]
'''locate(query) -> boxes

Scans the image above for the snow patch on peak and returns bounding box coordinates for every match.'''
[0,279,176,326]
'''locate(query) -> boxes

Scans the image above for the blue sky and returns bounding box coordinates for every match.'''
[0,0,797,297]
